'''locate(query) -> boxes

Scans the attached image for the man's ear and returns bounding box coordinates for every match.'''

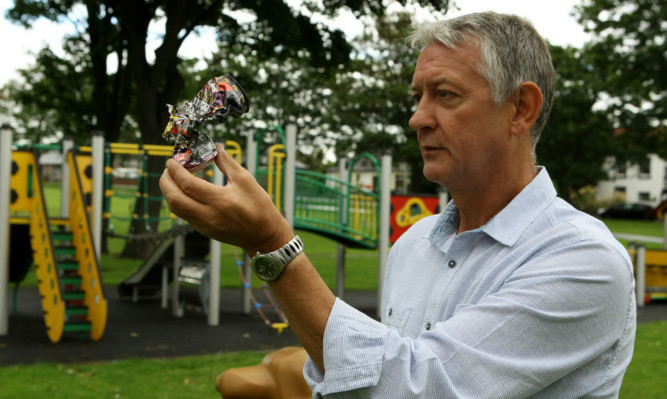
[510,81,543,137]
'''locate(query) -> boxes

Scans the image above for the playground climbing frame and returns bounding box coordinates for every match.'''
[8,150,107,342]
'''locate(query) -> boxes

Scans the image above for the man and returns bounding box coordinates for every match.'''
[160,11,636,398]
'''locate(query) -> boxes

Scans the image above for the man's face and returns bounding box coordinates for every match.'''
[409,40,516,192]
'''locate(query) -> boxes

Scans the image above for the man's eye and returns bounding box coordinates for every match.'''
[412,93,422,103]
[438,90,453,98]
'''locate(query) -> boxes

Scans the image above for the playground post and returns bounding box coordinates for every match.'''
[0,123,13,335]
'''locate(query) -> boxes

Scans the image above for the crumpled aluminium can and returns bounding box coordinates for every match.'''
[163,74,250,172]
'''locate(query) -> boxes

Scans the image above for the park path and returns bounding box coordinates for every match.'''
[614,233,665,246]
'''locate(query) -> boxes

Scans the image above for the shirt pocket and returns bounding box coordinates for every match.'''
[383,306,412,335]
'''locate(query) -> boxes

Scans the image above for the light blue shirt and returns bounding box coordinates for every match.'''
[304,167,636,398]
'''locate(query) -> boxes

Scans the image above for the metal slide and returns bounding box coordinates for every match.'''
[117,228,209,301]
[10,150,107,342]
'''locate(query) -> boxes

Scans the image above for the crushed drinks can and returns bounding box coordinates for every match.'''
[162,74,250,172]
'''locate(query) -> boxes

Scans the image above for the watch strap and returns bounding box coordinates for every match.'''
[251,235,304,282]
[269,235,304,266]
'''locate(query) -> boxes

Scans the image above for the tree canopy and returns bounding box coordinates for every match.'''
[2,0,663,212]
[575,0,666,161]
[2,0,450,256]
[537,45,613,202]
[5,0,402,145]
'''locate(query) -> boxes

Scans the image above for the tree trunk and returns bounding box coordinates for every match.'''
[118,1,186,258]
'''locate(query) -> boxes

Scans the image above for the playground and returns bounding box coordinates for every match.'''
[2,126,667,398]
[0,123,440,346]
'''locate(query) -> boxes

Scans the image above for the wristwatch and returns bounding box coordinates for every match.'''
[251,235,304,281]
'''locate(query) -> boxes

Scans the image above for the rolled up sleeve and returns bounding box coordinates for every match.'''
[304,298,385,395]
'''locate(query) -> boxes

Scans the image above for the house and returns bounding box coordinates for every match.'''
[596,153,667,206]
[38,150,63,181]
[326,158,411,193]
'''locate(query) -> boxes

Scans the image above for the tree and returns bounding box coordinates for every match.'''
[3,46,99,146]
[335,11,440,194]
[194,9,450,193]
[6,1,133,145]
[575,0,666,162]
[5,0,450,257]
[537,45,613,203]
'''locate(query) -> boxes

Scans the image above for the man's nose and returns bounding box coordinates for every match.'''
[409,99,434,133]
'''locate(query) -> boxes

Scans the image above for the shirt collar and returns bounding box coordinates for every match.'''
[429,167,557,247]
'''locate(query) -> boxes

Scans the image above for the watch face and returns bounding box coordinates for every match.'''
[254,256,277,280]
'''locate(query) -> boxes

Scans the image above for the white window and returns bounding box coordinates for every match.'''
[614,186,627,201]
[616,163,626,178]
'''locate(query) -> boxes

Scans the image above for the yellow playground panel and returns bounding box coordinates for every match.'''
[644,250,667,288]
[629,245,667,304]
[267,144,286,210]
[349,192,378,241]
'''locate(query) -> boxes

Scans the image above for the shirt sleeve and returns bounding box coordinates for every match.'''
[303,298,386,393]
[303,241,635,399]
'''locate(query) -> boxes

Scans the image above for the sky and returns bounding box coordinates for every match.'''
[0,0,591,87]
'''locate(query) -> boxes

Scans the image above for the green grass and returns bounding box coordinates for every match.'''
[19,229,379,290]
[602,219,665,238]
[1,322,664,398]
[0,351,267,399]
[601,219,666,250]
[32,182,665,291]
[620,321,667,398]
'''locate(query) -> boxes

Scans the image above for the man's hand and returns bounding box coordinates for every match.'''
[161,143,336,373]
[159,143,293,255]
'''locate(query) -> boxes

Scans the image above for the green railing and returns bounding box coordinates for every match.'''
[257,169,379,249]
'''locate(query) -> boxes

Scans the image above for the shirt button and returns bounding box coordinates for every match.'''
[388,308,393,316]
[448,260,457,268]
[426,323,432,330]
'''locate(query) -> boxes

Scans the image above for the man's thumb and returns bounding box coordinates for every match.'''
[214,143,241,177]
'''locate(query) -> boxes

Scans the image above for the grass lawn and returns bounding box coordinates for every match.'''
[30,182,665,291]
[601,219,666,249]
[2,321,664,398]
[620,321,667,398]
[602,219,665,238]
[19,228,379,291]
[0,351,267,399]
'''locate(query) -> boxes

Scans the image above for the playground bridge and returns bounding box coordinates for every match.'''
[251,124,385,251]
[294,170,379,249]
[259,167,380,250]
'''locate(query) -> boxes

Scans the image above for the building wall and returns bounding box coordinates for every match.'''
[349,169,411,192]
[326,160,411,193]
[597,154,667,206]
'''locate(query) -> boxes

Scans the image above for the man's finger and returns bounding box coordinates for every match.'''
[160,166,212,218]
[213,143,244,180]
[164,159,218,205]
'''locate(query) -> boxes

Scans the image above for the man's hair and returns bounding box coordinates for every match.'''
[408,12,555,154]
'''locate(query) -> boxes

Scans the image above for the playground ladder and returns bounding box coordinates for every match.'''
[10,150,107,342]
